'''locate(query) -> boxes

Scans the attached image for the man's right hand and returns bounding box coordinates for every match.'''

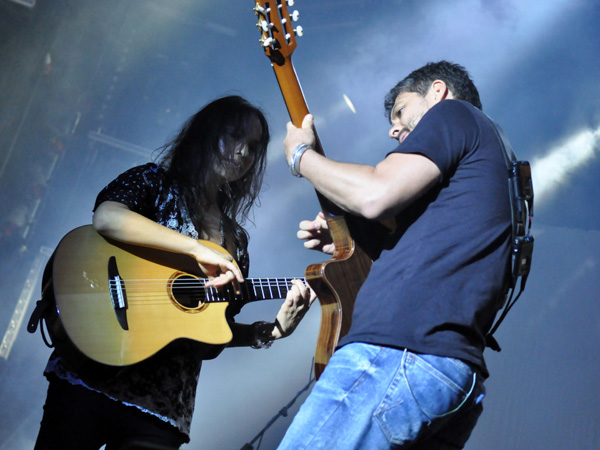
[297,212,335,255]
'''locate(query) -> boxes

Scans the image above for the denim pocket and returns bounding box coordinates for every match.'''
[375,352,476,445]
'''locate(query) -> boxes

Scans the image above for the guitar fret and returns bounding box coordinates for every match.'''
[254,284,265,298]
[271,278,280,299]
[242,281,252,302]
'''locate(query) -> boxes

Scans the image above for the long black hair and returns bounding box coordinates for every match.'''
[157,95,270,251]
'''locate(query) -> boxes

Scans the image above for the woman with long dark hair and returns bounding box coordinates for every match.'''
[34,96,313,449]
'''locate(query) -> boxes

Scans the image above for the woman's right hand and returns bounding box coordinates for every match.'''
[190,242,244,294]
[297,211,335,255]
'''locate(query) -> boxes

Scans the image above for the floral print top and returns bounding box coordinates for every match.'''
[44,163,249,440]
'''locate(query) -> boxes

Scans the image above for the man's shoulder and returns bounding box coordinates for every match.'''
[425,100,488,137]
[432,99,480,118]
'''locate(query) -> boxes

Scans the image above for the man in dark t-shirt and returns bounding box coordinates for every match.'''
[277,61,512,450]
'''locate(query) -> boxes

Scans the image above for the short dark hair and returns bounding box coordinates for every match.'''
[384,61,482,119]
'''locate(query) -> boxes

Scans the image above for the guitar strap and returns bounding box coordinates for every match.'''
[485,116,535,351]
[27,252,56,349]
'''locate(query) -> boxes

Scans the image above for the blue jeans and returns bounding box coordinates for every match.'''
[277,343,485,450]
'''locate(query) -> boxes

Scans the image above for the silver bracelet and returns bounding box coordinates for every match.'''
[289,144,312,177]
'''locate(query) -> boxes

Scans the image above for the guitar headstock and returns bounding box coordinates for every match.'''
[254,0,303,66]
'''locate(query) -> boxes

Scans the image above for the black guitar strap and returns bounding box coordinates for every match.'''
[27,252,56,349]
[485,117,535,351]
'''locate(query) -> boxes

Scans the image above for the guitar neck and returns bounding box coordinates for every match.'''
[272,62,313,131]
[272,58,345,216]
[206,277,304,303]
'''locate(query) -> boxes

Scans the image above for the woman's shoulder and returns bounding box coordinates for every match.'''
[122,162,171,185]
[111,162,160,179]
[134,162,162,175]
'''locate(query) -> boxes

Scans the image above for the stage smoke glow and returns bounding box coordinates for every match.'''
[531,126,599,205]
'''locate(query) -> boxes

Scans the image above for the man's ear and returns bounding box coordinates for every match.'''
[430,80,452,104]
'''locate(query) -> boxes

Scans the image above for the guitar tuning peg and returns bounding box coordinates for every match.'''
[295,25,304,37]
[260,19,272,32]
[287,0,295,5]
[254,5,269,14]
[262,37,276,48]
[291,10,300,21]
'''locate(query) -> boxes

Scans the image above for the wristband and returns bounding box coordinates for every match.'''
[251,321,275,349]
[289,144,312,178]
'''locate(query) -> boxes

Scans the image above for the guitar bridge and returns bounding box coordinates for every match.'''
[108,256,129,330]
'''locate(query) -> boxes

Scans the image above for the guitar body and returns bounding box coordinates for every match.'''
[50,225,232,367]
[305,217,373,378]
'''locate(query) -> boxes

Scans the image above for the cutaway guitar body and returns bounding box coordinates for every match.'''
[48,225,302,368]
[305,216,373,377]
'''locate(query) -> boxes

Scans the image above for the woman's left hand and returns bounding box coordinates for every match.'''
[272,279,317,339]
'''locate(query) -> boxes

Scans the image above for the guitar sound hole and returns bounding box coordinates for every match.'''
[171,275,202,309]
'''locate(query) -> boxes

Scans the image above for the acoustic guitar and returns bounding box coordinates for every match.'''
[253,2,385,378]
[47,225,303,367]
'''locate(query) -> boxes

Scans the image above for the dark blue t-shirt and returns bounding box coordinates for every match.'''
[338,100,512,376]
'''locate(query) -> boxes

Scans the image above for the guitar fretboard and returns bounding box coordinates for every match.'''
[205,277,305,303]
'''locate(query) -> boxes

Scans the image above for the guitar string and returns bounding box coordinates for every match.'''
[106,278,302,305]
[107,279,301,286]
